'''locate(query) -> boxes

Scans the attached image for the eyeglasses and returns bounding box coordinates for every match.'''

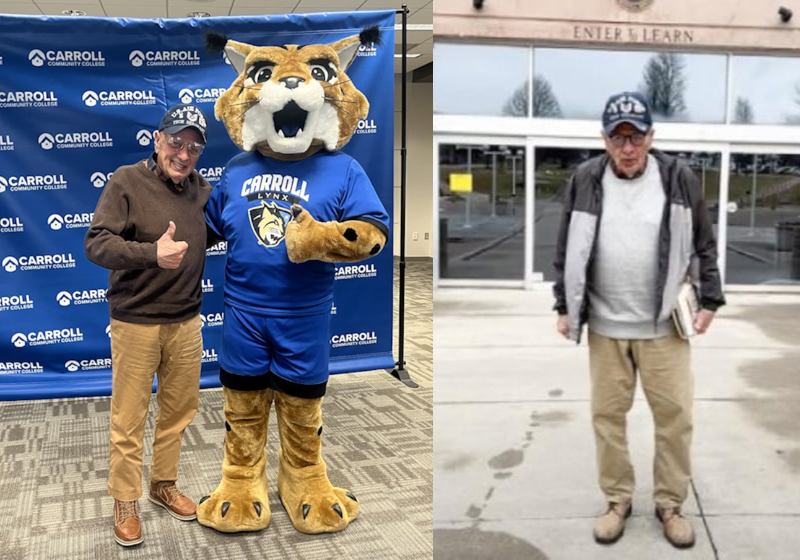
[609,133,647,148]
[163,133,204,157]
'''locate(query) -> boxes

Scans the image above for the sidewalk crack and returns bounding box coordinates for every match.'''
[691,478,720,560]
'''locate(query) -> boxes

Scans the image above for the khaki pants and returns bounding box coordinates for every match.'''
[108,315,202,501]
[588,331,693,510]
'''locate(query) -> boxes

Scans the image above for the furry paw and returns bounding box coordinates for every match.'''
[279,484,359,535]
[290,204,307,220]
[277,451,360,534]
[196,478,271,533]
[285,205,323,263]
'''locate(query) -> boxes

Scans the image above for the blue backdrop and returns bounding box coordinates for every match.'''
[0,11,396,401]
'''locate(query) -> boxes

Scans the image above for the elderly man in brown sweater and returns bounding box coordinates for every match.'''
[84,103,213,547]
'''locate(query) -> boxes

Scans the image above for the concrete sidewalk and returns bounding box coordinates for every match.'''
[434,288,800,560]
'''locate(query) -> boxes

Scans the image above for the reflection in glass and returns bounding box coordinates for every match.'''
[533,48,727,123]
[730,56,800,125]
[533,148,602,281]
[726,153,800,284]
[433,42,531,117]
[439,144,526,280]
[534,150,721,283]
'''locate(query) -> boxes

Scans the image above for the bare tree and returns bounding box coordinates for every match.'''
[640,52,687,119]
[734,97,754,124]
[788,81,800,123]
[502,75,562,117]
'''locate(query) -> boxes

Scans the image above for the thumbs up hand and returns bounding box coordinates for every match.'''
[156,221,188,269]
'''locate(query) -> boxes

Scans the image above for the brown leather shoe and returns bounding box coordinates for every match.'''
[593,501,632,544]
[656,506,695,549]
[148,481,197,521]
[114,499,143,547]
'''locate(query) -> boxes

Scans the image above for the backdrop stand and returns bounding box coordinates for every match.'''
[388,4,418,389]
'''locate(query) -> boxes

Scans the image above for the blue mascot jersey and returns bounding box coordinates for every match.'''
[205,150,390,317]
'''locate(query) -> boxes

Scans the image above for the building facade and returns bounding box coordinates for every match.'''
[434,0,800,288]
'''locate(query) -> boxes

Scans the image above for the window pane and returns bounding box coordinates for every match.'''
[726,153,800,284]
[533,48,727,123]
[434,42,530,117]
[439,144,526,280]
[534,148,604,280]
[731,56,800,125]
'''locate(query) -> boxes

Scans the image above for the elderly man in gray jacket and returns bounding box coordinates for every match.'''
[553,91,725,549]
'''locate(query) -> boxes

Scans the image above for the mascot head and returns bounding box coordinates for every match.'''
[205,26,381,159]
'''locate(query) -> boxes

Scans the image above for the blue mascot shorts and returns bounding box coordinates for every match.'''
[218,303,331,398]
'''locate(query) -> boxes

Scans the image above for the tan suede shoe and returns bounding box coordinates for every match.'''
[593,501,632,544]
[656,506,695,549]
[148,481,197,521]
[113,499,143,547]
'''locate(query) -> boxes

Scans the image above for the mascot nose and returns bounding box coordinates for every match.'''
[280,76,305,90]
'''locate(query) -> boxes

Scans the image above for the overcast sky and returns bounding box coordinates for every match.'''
[434,43,800,125]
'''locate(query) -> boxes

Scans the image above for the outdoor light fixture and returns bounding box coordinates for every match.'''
[473,0,485,9]
[62,9,86,16]
[187,12,211,18]
[779,6,793,22]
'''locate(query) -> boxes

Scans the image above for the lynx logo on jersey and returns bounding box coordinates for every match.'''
[248,201,292,248]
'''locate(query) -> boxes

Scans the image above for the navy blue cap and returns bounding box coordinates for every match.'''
[158,103,208,143]
[602,92,653,134]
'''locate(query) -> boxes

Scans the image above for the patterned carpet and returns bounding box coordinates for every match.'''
[0,260,432,560]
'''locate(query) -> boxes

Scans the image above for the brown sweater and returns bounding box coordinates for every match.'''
[84,160,212,324]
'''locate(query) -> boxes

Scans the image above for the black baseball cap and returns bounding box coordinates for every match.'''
[158,103,208,143]
[602,91,653,135]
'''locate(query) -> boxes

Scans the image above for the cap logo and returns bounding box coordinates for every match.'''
[607,94,647,117]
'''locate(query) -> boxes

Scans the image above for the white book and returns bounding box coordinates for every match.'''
[672,282,700,339]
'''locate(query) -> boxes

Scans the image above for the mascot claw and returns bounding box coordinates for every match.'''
[196,487,271,533]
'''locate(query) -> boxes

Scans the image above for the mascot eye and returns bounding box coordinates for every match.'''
[254,66,274,83]
[247,62,276,85]
[310,64,335,82]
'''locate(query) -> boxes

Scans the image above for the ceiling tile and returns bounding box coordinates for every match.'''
[170,0,232,6]
[35,3,107,15]
[401,27,432,44]
[296,0,362,8]
[26,0,101,4]
[408,7,430,24]
[99,0,165,5]
[232,0,297,7]
[168,5,234,17]
[291,7,351,13]
[361,0,430,11]
[0,5,41,14]
[228,6,294,15]
[408,41,431,55]
[103,5,167,17]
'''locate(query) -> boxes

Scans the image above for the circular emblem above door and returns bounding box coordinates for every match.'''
[617,0,654,11]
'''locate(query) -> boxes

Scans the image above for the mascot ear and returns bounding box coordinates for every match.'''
[204,30,254,75]
[225,41,255,75]
[330,24,382,71]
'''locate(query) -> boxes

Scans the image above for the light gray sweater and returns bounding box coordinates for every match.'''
[588,155,674,339]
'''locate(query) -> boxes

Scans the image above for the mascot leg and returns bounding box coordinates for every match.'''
[275,392,359,534]
[197,387,273,532]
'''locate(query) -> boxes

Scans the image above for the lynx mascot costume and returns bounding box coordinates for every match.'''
[197,26,390,534]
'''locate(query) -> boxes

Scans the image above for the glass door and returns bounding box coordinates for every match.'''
[531,142,725,284]
[437,138,528,284]
[726,151,800,285]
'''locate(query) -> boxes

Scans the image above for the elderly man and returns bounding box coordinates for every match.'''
[85,104,212,547]
[552,91,725,549]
